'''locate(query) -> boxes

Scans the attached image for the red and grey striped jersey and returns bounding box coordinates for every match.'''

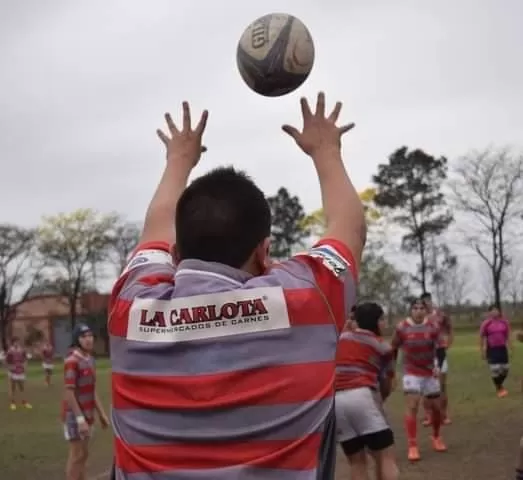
[335,329,394,391]
[6,346,27,374]
[109,239,357,479]
[62,349,96,424]
[427,307,452,347]
[41,345,54,363]
[392,318,442,377]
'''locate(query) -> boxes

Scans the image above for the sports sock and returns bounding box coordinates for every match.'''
[499,371,508,387]
[492,375,503,390]
[404,414,417,445]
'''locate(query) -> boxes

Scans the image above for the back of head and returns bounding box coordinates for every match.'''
[353,302,384,335]
[176,167,271,268]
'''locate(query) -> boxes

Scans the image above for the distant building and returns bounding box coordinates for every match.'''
[9,292,109,357]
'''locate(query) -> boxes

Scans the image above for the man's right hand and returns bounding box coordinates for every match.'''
[282,92,354,158]
[77,418,90,438]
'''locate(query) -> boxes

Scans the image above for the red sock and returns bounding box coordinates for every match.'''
[431,407,442,437]
[404,415,417,445]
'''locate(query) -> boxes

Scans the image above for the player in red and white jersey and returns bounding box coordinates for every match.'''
[40,340,54,386]
[108,94,366,479]
[421,291,453,425]
[335,302,398,480]
[391,299,447,462]
[5,337,32,410]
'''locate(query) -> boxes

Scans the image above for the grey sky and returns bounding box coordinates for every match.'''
[1,0,522,233]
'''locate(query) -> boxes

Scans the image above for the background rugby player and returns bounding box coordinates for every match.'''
[335,302,398,480]
[480,305,512,398]
[5,337,31,410]
[391,299,447,462]
[421,292,453,425]
[108,93,366,479]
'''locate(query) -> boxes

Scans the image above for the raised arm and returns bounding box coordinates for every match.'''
[140,102,208,246]
[282,92,366,270]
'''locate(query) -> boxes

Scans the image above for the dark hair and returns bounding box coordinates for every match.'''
[410,298,425,309]
[420,292,432,300]
[175,167,271,268]
[353,303,384,335]
[488,304,499,312]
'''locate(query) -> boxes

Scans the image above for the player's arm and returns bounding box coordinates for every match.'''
[390,328,402,363]
[63,359,84,420]
[140,102,208,247]
[444,312,454,347]
[479,320,488,359]
[283,92,365,270]
[379,349,396,401]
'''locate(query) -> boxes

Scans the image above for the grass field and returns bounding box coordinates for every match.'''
[1,332,522,479]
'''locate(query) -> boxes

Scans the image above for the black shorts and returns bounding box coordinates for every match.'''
[340,428,394,456]
[487,346,509,365]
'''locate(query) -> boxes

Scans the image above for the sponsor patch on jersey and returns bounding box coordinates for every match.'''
[127,286,290,343]
[122,249,173,274]
[302,245,350,277]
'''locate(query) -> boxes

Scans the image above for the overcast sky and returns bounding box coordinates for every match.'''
[1,0,522,228]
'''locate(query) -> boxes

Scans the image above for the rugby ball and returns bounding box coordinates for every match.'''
[236,13,315,97]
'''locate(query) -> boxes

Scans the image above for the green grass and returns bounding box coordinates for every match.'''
[0,332,522,479]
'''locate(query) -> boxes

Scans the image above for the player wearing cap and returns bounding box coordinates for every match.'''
[335,302,398,480]
[5,337,32,410]
[108,93,366,479]
[63,323,109,480]
[391,298,447,462]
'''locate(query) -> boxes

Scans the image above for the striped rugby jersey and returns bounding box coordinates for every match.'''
[62,349,96,425]
[392,318,442,377]
[427,307,452,347]
[335,329,394,391]
[6,347,27,374]
[109,238,357,480]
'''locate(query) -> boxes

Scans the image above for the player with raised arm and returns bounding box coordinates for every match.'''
[5,337,32,410]
[421,292,453,425]
[391,298,447,462]
[63,324,109,480]
[108,92,366,479]
[480,304,512,398]
[335,302,398,480]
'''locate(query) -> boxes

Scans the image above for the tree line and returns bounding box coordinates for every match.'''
[1,146,523,348]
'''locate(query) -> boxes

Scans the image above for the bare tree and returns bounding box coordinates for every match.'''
[0,225,42,349]
[450,148,523,309]
[110,221,141,274]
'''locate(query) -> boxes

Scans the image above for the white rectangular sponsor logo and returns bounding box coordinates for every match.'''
[127,286,290,343]
[122,249,173,275]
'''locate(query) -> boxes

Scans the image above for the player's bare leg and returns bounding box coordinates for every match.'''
[8,378,16,410]
[516,435,523,479]
[439,373,451,424]
[422,397,431,426]
[66,439,89,480]
[346,450,370,480]
[17,380,32,409]
[404,393,421,461]
[371,446,399,480]
[44,368,52,386]
[426,395,447,452]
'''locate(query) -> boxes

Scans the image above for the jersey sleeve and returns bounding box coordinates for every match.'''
[5,350,13,366]
[64,357,78,388]
[292,238,358,332]
[109,241,175,337]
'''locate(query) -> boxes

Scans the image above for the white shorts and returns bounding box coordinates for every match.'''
[489,363,509,376]
[335,387,390,442]
[42,363,54,370]
[8,372,26,382]
[402,374,440,396]
[434,357,448,374]
[63,423,94,441]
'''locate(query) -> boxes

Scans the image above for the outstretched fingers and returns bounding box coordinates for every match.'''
[328,101,343,122]
[195,110,209,135]
[315,92,326,117]
[339,123,356,135]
